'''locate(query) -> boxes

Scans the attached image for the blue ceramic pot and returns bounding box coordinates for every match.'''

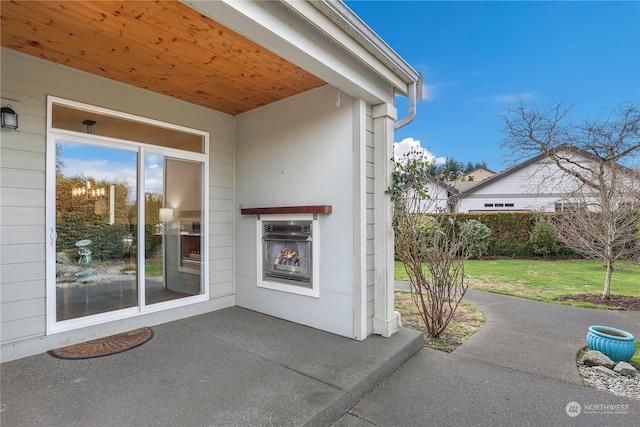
[586,325,636,363]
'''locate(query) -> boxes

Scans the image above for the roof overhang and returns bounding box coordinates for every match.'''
[1,0,420,115]
[182,0,421,106]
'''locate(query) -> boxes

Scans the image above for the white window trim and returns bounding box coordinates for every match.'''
[45,96,210,334]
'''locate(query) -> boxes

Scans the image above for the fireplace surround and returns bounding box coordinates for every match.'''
[242,206,331,298]
[255,214,320,297]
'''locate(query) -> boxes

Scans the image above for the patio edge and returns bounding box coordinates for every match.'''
[305,327,425,426]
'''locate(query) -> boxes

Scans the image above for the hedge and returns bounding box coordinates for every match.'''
[413,212,576,258]
[56,220,161,262]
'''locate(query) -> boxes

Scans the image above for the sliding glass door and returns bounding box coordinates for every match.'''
[55,141,139,321]
[48,97,208,331]
[144,154,203,305]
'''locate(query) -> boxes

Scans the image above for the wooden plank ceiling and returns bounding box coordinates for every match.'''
[1,0,326,115]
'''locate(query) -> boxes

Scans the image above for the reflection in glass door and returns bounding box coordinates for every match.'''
[144,155,203,305]
[55,143,205,321]
[55,141,138,321]
[49,97,209,330]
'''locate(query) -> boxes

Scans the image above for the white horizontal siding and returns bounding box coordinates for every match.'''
[0,243,45,265]
[0,188,44,207]
[1,317,45,343]
[2,207,44,225]
[365,105,375,335]
[1,299,44,323]
[1,48,235,352]
[1,168,44,189]
[2,280,44,303]
[1,147,45,171]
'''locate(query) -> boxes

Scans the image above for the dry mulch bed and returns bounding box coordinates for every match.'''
[557,294,640,311]
[395,292,485,353]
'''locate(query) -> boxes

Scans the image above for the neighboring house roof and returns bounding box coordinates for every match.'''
[454,144,638,198]
[463,167,496,181]
[454,151,550,197]
[444,168,496,193]
[448,180,483,193]
[426,173,460,195]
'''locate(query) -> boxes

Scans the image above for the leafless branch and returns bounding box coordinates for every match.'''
[501,99,640,297]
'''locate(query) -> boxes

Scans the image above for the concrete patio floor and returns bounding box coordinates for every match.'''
[0,307,423,426]
[3,289,640,426]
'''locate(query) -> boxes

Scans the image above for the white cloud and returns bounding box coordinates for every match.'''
[60,146,171,195]
[394,137,446,165]
[422,84,436,101]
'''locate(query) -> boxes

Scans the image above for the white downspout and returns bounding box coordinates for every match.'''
[394,80,417,130]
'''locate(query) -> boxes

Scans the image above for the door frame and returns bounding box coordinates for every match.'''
[45,96,210,334]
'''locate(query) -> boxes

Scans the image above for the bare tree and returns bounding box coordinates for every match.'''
[501,100,640,298]
[388,149,471,338]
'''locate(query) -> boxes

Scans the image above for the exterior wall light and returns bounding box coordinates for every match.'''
[1,105,18,129]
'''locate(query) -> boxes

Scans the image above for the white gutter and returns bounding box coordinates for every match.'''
[292,0,422,130]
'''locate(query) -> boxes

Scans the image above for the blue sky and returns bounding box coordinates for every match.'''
[59,141,164,196]
[345,1,640,172]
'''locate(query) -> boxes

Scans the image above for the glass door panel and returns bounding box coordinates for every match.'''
[145,155,203,305]
[142,153,168,305]
[55,141,138,321]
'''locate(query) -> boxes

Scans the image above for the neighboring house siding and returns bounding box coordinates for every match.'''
[423,182,450,213]
[405,182,450,213]
[464,168,495,182]
[458,158,587,213]
[0,49,235,349]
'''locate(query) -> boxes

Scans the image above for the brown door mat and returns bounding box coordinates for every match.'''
[48,327,153,360]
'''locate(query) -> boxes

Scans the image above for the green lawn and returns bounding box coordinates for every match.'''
[145,259,164,276]
[395,258,640,366]
[395,259,640,304]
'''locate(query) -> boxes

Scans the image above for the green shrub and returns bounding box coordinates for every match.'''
[399,212,575,258]
[460,219,491,257]
[452,212,534,256]
[529,218,559,256]
[418,215,440,242]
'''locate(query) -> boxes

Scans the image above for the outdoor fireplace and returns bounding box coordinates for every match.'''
[241,206,330,298]
[262,220,312,287]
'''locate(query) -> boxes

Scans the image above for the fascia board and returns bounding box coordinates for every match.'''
[181,0,396,105]
[279,0,409,91]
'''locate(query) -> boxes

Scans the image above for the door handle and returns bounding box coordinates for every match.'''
[50,227,57,246]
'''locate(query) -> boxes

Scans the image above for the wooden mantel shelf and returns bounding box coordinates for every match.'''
[240,205,332,215]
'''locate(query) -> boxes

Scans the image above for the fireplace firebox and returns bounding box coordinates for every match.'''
[254,213,321,298]
[262,220,312,287]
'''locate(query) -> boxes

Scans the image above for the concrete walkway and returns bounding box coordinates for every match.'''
[2,288,640,426]
[335,286,640,426]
